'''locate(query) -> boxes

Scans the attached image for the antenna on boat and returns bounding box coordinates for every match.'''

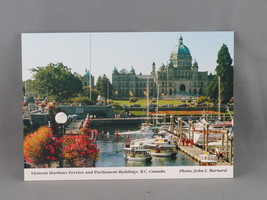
[218,76,221,120]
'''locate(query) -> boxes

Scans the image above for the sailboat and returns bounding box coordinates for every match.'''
[188,76,233,144]
[119,76,155,137]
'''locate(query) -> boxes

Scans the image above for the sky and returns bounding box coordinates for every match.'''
[22,31,234,82]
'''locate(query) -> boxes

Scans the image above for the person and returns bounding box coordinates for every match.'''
[190,139,194,147]
[185,138,189,146]
[182,138,185,146]
[115,131,119,140]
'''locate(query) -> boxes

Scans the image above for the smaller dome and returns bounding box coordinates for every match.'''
[113,66,118,74]
[83,70,91,77]
[130,66,135,74]
[193,59,198,66]
[169,60,174,67]
[160,63,165,71]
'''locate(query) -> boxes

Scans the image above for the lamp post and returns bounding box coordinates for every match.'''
[55,112,67,168]
[55,112,68,137]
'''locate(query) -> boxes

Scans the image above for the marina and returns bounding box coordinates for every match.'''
[78,111,234,167]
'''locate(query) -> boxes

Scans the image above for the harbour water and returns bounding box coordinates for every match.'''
[93,125,197,167]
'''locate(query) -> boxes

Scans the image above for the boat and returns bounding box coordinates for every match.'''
[124,147,152,161]
[145,135,177,157]
[198,153,218,166]
[118,127,155,137]
[186,119,232,144]
[146,144,177,157]
[210,120,232,128]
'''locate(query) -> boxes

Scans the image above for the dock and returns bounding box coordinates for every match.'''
[178,144,230,165]
[90,117,144,125]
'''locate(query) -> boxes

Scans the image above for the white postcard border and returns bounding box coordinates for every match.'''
[25,165,233,181]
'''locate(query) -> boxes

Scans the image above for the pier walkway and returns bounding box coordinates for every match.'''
[178,145,230,166]
[90,117,144,125]
[65,121,83,134]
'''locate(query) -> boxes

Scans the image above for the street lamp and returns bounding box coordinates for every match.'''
[55,112,68,137]
[55,112,67,168]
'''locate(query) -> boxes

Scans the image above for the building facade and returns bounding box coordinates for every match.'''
[112,36,214,98]
[81,69,94,88]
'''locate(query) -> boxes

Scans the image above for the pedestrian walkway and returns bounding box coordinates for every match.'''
[65,121,83,134]
[178,145,230,166]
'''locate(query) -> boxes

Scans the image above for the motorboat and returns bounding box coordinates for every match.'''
[198,153,218,166]
[145,135,177,157]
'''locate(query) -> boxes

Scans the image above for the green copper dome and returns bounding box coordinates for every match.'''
[193,59,198,66]
[172,36,191,56]
[113,66,118,74]
[159,63,166,71]
[83,70,91,77]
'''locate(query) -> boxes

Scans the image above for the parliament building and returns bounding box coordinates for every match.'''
[112,36,214,98]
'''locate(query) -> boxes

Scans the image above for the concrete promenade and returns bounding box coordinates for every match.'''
[65,121,83,134]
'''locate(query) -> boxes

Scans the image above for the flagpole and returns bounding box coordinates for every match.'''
[89,33,92,100]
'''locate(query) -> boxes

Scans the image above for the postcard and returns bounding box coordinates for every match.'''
[22,31,234,180]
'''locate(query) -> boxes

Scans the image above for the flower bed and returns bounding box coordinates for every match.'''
[24,126,60,167]
[61,135,99,167]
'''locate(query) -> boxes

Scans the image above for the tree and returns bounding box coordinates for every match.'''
[81,87,100,101]
[70,96,95,105]
[206,44,233,103]
[30,63,83,101]
[95,74,113,100]
[23,79,38,96]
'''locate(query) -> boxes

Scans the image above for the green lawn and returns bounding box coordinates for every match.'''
[113,99,184,107]
[118,110,232,117]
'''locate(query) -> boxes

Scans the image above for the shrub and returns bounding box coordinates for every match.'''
[198,96,207,103]
[70,97,95,105]
[129,97,138,102]
[107,99,113,104]
[113,104,122,109]
[24,126,60,167]
[61,135,99,167]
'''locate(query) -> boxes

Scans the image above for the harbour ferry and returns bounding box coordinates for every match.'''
[145,135,177,157]
[124,147,152,162]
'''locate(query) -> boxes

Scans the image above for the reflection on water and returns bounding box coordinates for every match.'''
[93,124,197,167]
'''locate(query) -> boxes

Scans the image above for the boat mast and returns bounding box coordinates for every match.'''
[218,76,221,120]
[156,82,159,124]
[147,76,149,124]
[89,33,92,100]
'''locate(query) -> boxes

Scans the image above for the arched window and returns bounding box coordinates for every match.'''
[180,84,186,92]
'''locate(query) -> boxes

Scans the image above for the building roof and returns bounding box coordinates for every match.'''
[171,36,191,56]
[117,68,136,75]
[119,68,129,74]
[136,75,154,79]
[83,69,91,77]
